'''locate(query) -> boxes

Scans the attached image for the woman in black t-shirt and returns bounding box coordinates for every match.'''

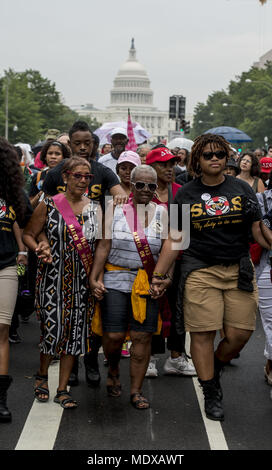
[150,133,271,422]
[0,138,33,422]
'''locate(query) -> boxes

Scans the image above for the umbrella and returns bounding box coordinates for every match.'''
[168,137,194,151]
[32,140,47,155]
[204,126,252,143]
[94,121,151,145]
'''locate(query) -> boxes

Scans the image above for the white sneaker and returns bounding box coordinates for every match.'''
[145,356,158,377]
[163,353,197,376]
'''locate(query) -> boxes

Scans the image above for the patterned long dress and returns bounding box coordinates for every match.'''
[35,197,98,356]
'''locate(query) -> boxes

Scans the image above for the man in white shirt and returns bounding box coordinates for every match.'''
[98,127,128,174]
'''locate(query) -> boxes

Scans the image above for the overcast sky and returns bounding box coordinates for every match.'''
[1,0,272,116]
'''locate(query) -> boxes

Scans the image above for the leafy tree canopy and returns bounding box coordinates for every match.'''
[0,69,101,146]
[191,62,272,150]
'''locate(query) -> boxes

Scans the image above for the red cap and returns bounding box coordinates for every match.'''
[260,157,272,173]
[146,147,178,165]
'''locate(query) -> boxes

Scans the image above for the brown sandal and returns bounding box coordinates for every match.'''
[34,373,49,402]
[107,372,122,397]
[130,392,150,410]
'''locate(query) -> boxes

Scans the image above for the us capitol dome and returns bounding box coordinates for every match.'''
[73,39,174,143]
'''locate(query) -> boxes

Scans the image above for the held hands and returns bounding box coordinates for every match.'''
[35,241,52,264]
[17,253,28,266]
[89,279,107,300]
[149,276,172,299]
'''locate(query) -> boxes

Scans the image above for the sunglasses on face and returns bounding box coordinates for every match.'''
[66,171,93,181]
[131,181,158,192]
[202,151,227,161]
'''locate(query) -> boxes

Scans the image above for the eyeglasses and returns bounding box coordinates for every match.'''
[66,171,93,181]
[240,159,251,164]
[131,181,158,192]
[202,151,227,161]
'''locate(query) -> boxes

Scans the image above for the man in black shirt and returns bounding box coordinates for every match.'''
[42,121,127,388]
[42,121,126,204]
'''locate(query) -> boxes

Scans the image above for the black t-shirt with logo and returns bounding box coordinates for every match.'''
[42,159,119,203]
[0,192,33,270]
[173,175,261,263]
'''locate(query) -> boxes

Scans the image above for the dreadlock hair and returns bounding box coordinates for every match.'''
[188,133,230,177]
[0,137,27,225]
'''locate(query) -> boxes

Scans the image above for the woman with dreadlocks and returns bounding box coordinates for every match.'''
[0,138,33,422]
[150,133,271,421]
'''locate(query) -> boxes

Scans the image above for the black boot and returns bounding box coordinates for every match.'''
[84,350,101,387]
[68,357,79,386]
[198,377,224,421]
[214,354,226,399]
[0,375,13,422]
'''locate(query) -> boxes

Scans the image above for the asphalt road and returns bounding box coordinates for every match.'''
[1,311,272,456]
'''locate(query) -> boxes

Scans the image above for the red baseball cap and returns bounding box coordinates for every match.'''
[260,157,272,173]
[146,147,178,165]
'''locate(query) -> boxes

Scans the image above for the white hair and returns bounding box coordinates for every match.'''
[130,164,157,182]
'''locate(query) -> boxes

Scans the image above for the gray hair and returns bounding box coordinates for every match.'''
[130,164,157,182]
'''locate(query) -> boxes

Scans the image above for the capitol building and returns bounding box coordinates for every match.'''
[72,39,175,143]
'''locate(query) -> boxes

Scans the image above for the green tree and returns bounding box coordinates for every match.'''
[77,115,102,132]
[0,68,82,145]
[191,62,272,149]
[0,69,43,144]
[22,69,78,135]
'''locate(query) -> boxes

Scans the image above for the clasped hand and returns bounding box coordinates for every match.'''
[89,279,107,300]
[149,277,172,299]
[35,241,52,264]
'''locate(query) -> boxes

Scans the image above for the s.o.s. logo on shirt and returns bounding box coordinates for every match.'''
[0,199,7,218]
[205,196,230,216]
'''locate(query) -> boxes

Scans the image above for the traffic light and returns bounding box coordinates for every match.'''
[178,96,186,120]
[169,95,186,120]
[169,96,177,119]
[184,120,190,134]
[180,119,186,132]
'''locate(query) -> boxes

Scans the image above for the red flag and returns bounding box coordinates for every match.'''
[126,109,137,151]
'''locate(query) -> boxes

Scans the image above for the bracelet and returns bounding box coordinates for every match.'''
[152,272,166,278]
[18,251,28,256]
[166,273,173,282]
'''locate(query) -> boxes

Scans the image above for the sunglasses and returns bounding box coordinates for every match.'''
[66,171,93,181]
[202,151,227,161]
[131,181,158,192]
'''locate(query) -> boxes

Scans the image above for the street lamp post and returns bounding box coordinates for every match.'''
[5,78,9,140]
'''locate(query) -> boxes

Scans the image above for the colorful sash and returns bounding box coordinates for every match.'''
[52,193,93,277]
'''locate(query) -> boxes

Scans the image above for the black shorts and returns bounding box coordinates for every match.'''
[101,289,159,333]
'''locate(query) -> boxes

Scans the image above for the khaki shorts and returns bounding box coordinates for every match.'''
[183,264,258,332]
[0,265,18,325]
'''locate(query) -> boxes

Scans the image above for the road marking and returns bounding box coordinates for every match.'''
[15,362,63,450]
[185,334,229,451]
[192,377,228,450]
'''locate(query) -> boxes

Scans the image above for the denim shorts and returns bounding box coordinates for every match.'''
[100,289,159,333]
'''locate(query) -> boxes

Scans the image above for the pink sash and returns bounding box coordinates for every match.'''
[52,193,93,277]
